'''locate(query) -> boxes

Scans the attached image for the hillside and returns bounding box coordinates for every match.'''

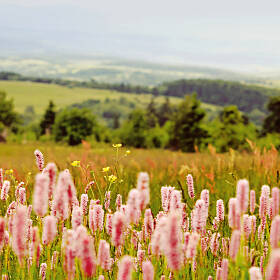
[0,80,220,126]
[1,71,277,125]
[157,79,280,125]
[159,79,280,112]
[1,72,278,113]
[0,55,262,86]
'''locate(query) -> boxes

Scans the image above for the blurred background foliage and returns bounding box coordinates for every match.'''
[1,78,280,153]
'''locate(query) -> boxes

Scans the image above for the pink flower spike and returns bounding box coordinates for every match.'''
[270,215,280,249]
[186,232,200,259]
[89,204,104,233]
[201,189,210,208]
[18,187,26,205]
[221,258,228,280]
[249,266,262,280]
[250,190,256,214]
[105,214,113,236]
[42,215,57,245]
[117,255,133,280]
[79,232,97,277]
[272,187,280,218]
[142,260,154,280]
[1,181,10,201]
[250,215,257,235]
[112,211,126,247]
[126,189,141,224]
[98,240,111,271]
[164,213,183,271]
[210,232,220,256]
[266,249,280,280]
[228,198,241,229]
[52,171,70,220]
[15,182,24,200]
[186,174,195,199]
[116,194,122,210]
[12,205,28,264]
[81,194,88,215]
[104,191,111,210]
[216,199,225,222]
[242,214,251,240]
[261,185,270,216]
[34,149,44,171]
[39,263,47,280]
[33,173,49,217]
[259,195,266,219]
[236,179,249,213]
[193,199,207,233]
[170,190,182,212]
[137,249,145,269]
[261,185,270,197]
[144,209,154,240]
[51,251,58,270]
[42,163,57,199]
[137,172,150,210]
[0,217,5,248]
[229,230,241,261]
[216,267,222,280]
[71,206,83,230]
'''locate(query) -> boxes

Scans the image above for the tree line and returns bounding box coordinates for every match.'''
[1,71,279,115]
[1,90,280,152]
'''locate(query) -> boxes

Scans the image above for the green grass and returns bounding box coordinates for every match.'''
[0,81,182,115]
[0,142,278,279]
[0,81,220,118]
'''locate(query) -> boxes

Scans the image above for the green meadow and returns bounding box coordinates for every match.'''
[0,80,219,117]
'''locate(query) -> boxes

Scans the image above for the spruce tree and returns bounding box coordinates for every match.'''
[169,94,207,152]
[40,101,56,135]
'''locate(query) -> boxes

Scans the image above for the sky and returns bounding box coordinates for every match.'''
[0,0,280,72]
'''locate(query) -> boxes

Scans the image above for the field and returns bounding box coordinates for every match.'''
[0,81,178,115]
[0,142,279,279]
[0,81,219,119]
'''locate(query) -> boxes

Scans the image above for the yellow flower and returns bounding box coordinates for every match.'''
[102,167,110,172]
[71,161,81,167]
[126,150,131,155]
[112,143,122,148]
[5,169,13,175]
[108,175,117,183]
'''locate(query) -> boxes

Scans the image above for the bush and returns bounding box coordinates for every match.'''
[119,109,148,148]
[53,108,98,145]
[145,126,169,148]
[207,106,257,152]
[256,133,280,150]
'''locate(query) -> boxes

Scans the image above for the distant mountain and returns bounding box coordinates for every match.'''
[0,55,265,86]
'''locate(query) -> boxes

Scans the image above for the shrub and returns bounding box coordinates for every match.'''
[53,108,98,145]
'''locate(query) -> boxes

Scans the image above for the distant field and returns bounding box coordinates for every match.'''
[0,80,174,114]
[0,80,220,116]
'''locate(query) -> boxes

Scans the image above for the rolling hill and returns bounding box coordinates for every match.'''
[0,80,220,127]
[0,55,263,86]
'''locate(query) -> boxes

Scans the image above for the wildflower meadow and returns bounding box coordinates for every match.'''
[0,143,279,279]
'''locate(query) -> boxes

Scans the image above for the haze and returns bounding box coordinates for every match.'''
[1,0,280,73]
